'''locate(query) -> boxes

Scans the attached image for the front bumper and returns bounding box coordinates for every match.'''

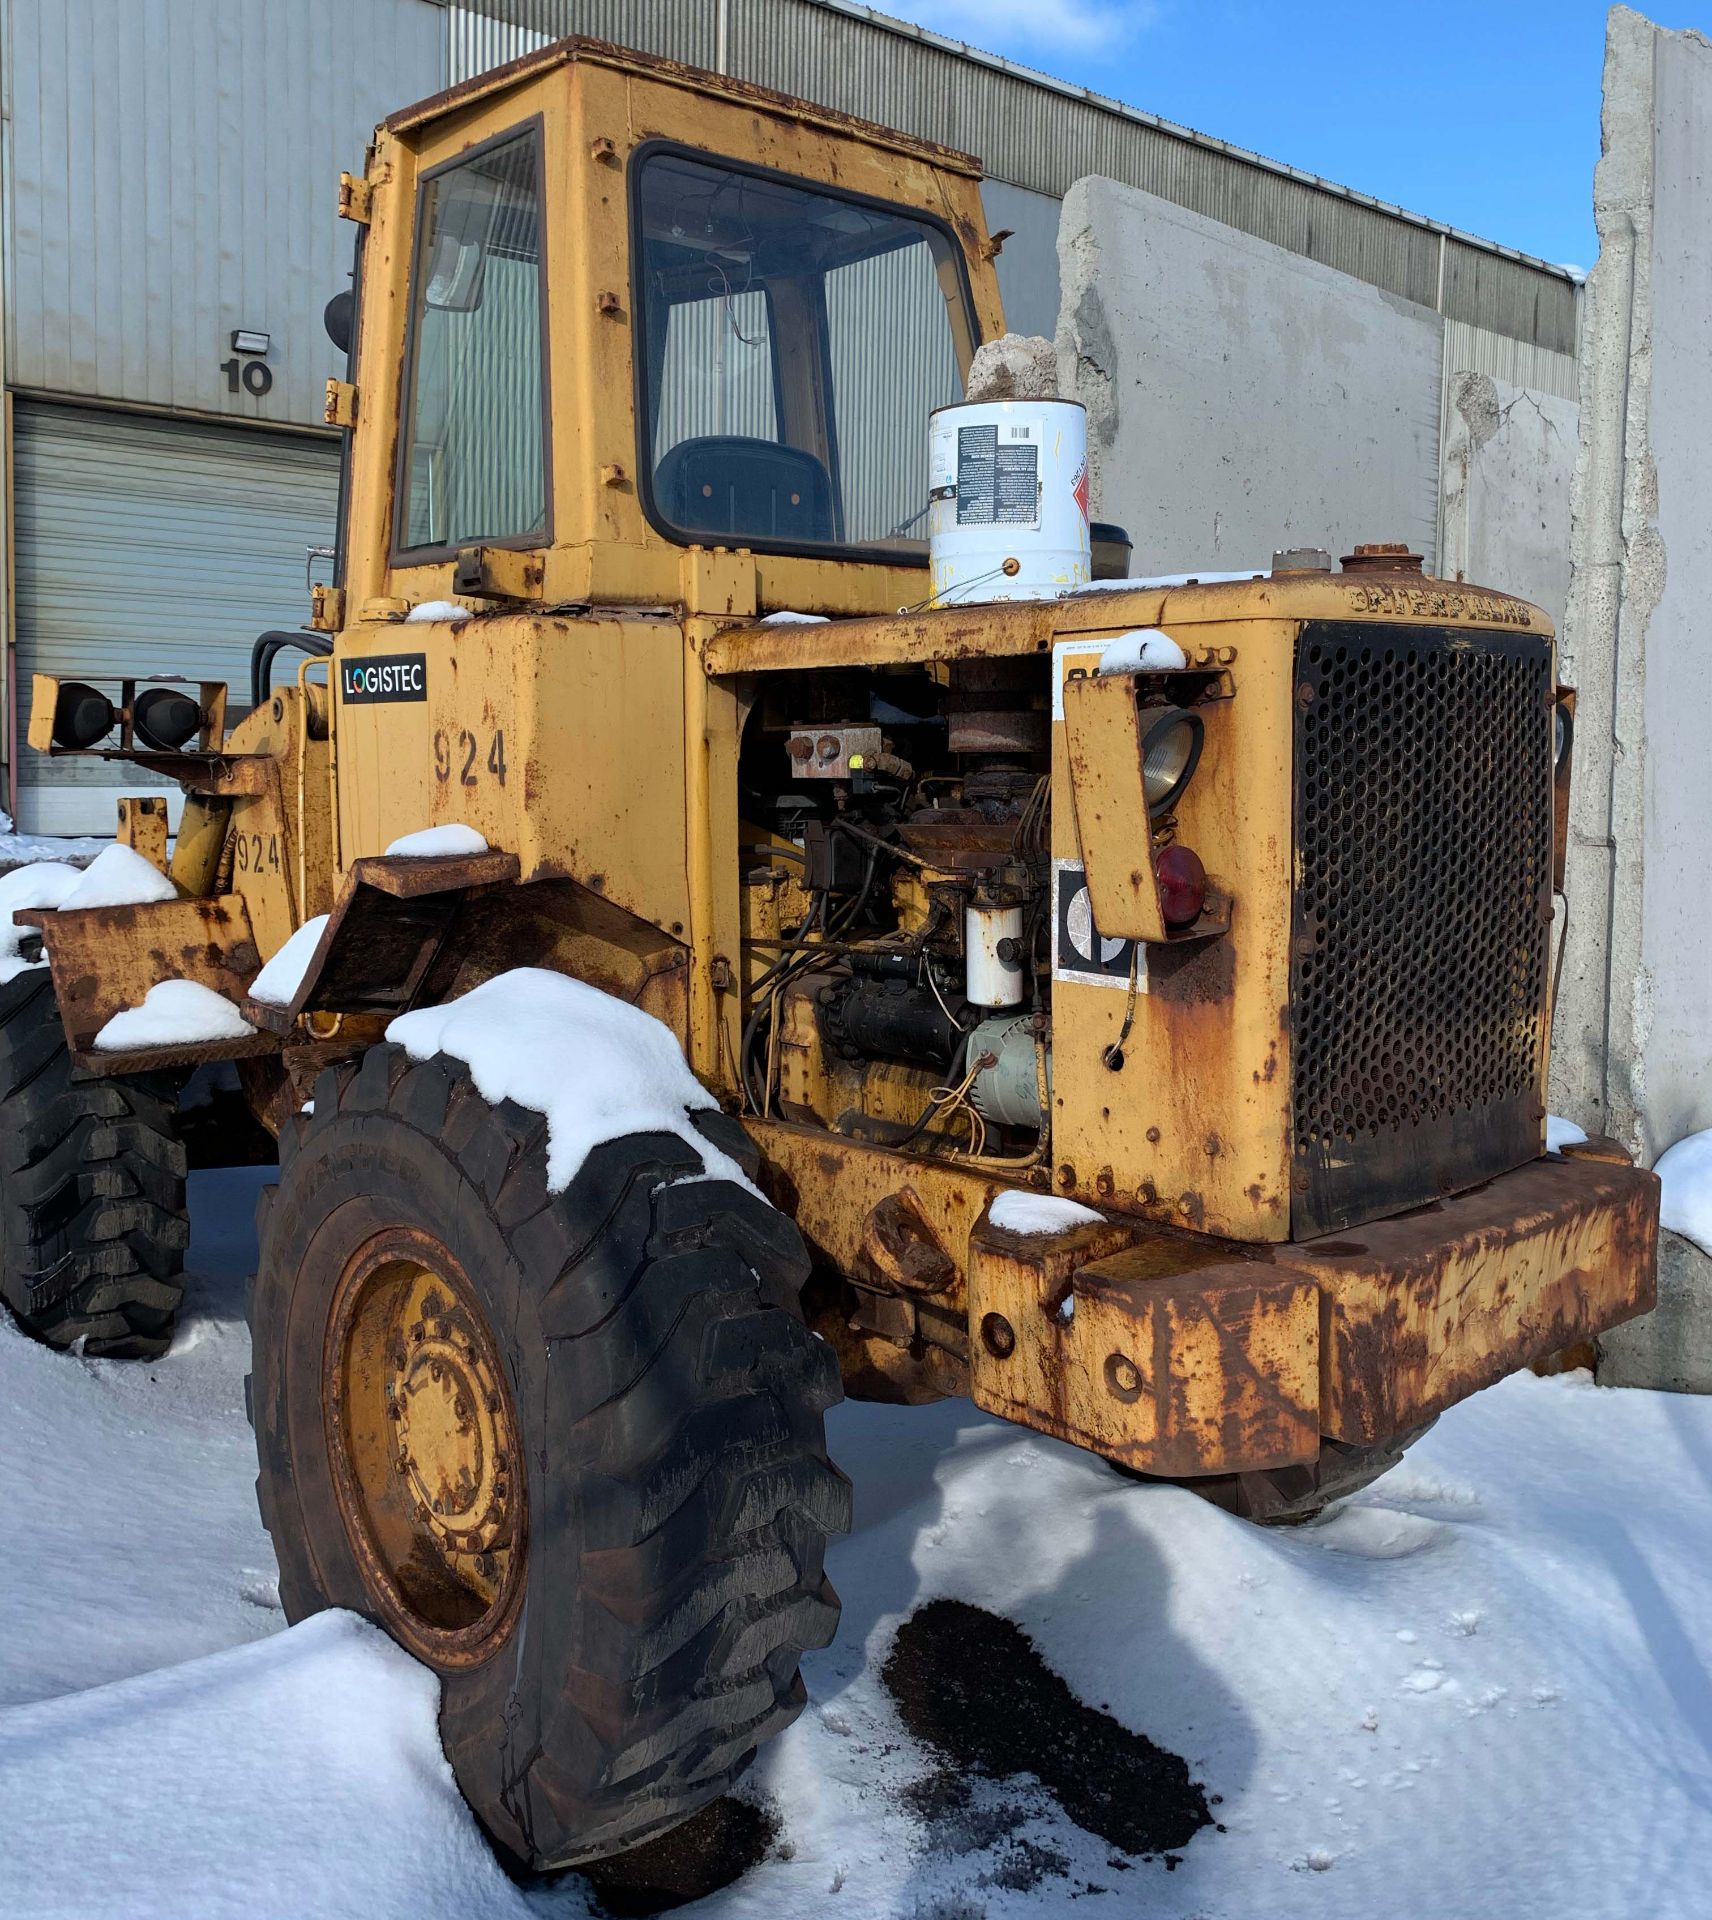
[967,1152,1659,1475]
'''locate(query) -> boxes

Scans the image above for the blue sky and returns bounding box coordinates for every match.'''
[879,1,1710,269]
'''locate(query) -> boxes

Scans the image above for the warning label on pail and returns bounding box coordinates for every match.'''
[956,422,1040,529]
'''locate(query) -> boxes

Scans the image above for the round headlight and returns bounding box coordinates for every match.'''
[51,681,116,751]
[133,686,204,753]
[1140,706,1205,815]
[1554,701,1572,770]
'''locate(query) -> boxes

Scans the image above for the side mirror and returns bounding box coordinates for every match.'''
[323,289,353,356]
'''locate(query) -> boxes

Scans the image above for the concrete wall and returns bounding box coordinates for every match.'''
[1439,370,1577,630]
[1555,6,1712,1165]
[1055,176,1445,574]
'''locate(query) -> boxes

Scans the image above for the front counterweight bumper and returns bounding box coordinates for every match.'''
[966,1153,1659,1476]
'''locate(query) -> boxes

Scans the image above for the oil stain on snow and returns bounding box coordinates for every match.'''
[881,1598,1213,1873]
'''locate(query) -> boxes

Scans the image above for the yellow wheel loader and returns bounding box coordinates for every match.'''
[2,37,1658,1871]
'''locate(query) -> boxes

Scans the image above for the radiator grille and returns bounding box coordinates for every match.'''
[1290,621,1554,1236]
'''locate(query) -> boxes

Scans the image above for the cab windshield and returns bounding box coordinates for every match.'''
[632,148,974,560]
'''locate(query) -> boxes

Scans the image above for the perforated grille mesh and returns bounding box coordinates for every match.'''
[1290,622,1553,1233]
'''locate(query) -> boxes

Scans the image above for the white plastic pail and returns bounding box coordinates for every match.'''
[928,398,1090,604]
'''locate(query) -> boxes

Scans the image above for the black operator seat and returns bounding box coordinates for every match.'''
[653,436,836,543]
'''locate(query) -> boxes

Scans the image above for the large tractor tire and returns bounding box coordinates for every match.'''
[0,968,188,1358]
[249,1043,850,1871]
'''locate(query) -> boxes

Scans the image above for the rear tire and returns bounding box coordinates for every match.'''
[249,1043,850,1871]
[0,968,188,1358]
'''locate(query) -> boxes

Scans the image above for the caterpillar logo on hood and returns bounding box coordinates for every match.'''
[340,653,427,704]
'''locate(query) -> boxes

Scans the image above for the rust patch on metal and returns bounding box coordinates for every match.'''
[1276,1155,1659,1444]
[20,894,281,1073]
[965,1210,1317,1476]
[859,1189,957,1297]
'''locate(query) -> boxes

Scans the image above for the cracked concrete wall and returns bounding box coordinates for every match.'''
[1439,371,1577,630]
[1556,6,1712,1167]
[1054,176,1443,573]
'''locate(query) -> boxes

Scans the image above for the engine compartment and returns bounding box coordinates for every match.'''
[740,659,1062,1163]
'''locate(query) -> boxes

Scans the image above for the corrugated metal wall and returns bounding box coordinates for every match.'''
[1442,319,1577,404]
[449,0,713,75]
[11,403,340,832]
[449,0,1579,358]
[2,0,447,428]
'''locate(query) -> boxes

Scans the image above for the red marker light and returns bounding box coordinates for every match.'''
[1155,844,1207,928]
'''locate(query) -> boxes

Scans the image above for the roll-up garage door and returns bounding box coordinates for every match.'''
[12,402,339,834]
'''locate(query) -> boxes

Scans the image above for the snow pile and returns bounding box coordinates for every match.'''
[248,915,329,1008]
[760,610,829,626]
[0,1165,279,1709]
[385,967,751,1194]
[1547,1114,1589,1153]
[384,824,489,858]
[94,980,255,1052]
[988,1190,1105,1235]
[1656,1127,1712,1258]
[1096,628,1187,674]
[59,842,176,909]
[0,1611,522,1920]
[0,861,82,985]
[9,1265,1712,1920]
[0,825,107,870]
[403,600,472,624]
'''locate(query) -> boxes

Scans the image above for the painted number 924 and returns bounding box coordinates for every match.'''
[433,728,506,787]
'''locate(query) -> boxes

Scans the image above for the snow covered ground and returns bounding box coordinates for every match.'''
[4,1169,1712,1919]
[0,816,108,872]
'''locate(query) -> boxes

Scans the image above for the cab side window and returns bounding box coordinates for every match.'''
[396,126,549,556]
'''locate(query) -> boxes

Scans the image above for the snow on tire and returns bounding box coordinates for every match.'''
[248,1041,850,1871]
[0,967,187,1359]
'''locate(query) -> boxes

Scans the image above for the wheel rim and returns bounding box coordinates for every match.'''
[323,1230,526,1667]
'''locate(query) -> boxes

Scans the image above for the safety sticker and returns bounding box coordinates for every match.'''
[1051,859,1144,991]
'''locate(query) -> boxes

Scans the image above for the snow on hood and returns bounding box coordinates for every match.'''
[383,824,489,859]
[0,861,83,985]
[760,609,829,625]
[1547,1114,1589,1153]
[403,599,472,624]
[1656,1127,1712,1259]
[1095,629,1187,674]
[59,843,176,911]
[248,915,330,1009]
[94,980,256,1052]
[385,967,752,1194]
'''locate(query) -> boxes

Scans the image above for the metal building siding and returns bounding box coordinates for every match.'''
[1442,319,1578,405]
[1441,241,1579,358]
[447,0,715,79]
[11,403,338,831]
[450,1,1575,354]
[726,0,1448,311]
[3,0,446,426]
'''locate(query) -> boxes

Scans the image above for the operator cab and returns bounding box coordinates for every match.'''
[353,39,1003,622]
